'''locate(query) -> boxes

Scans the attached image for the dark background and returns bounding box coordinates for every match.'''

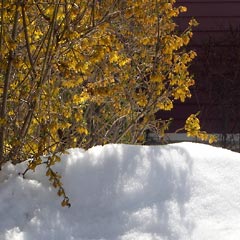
[159,0,240,136]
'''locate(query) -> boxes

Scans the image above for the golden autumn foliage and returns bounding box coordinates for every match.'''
[0,0,215,204]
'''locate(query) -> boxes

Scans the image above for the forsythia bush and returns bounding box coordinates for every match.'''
[0,0,215,205]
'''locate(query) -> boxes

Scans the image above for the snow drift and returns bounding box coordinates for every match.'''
[0,142,240,240]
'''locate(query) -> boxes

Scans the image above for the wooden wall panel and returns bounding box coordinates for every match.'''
[161,0,240,134]
[176,0,240,44]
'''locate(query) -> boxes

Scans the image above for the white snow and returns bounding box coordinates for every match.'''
[0,142,240,240]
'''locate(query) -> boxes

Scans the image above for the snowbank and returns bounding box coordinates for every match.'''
[0,142,240,240]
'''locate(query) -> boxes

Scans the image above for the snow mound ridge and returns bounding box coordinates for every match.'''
[0,142,240,240]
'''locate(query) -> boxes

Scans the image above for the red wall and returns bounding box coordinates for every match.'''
[159,0,240,134]
[177,0,240,44]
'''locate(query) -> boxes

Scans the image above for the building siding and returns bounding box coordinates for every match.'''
[158,0,240,134]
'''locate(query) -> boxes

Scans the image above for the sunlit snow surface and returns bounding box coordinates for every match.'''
[0,142,240,240]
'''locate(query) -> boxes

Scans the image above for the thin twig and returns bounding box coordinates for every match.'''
[0,5,19,167]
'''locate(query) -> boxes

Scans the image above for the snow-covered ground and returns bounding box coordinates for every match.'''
[0,142,240,240]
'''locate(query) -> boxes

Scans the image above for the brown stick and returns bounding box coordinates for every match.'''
[0,6,19,167]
